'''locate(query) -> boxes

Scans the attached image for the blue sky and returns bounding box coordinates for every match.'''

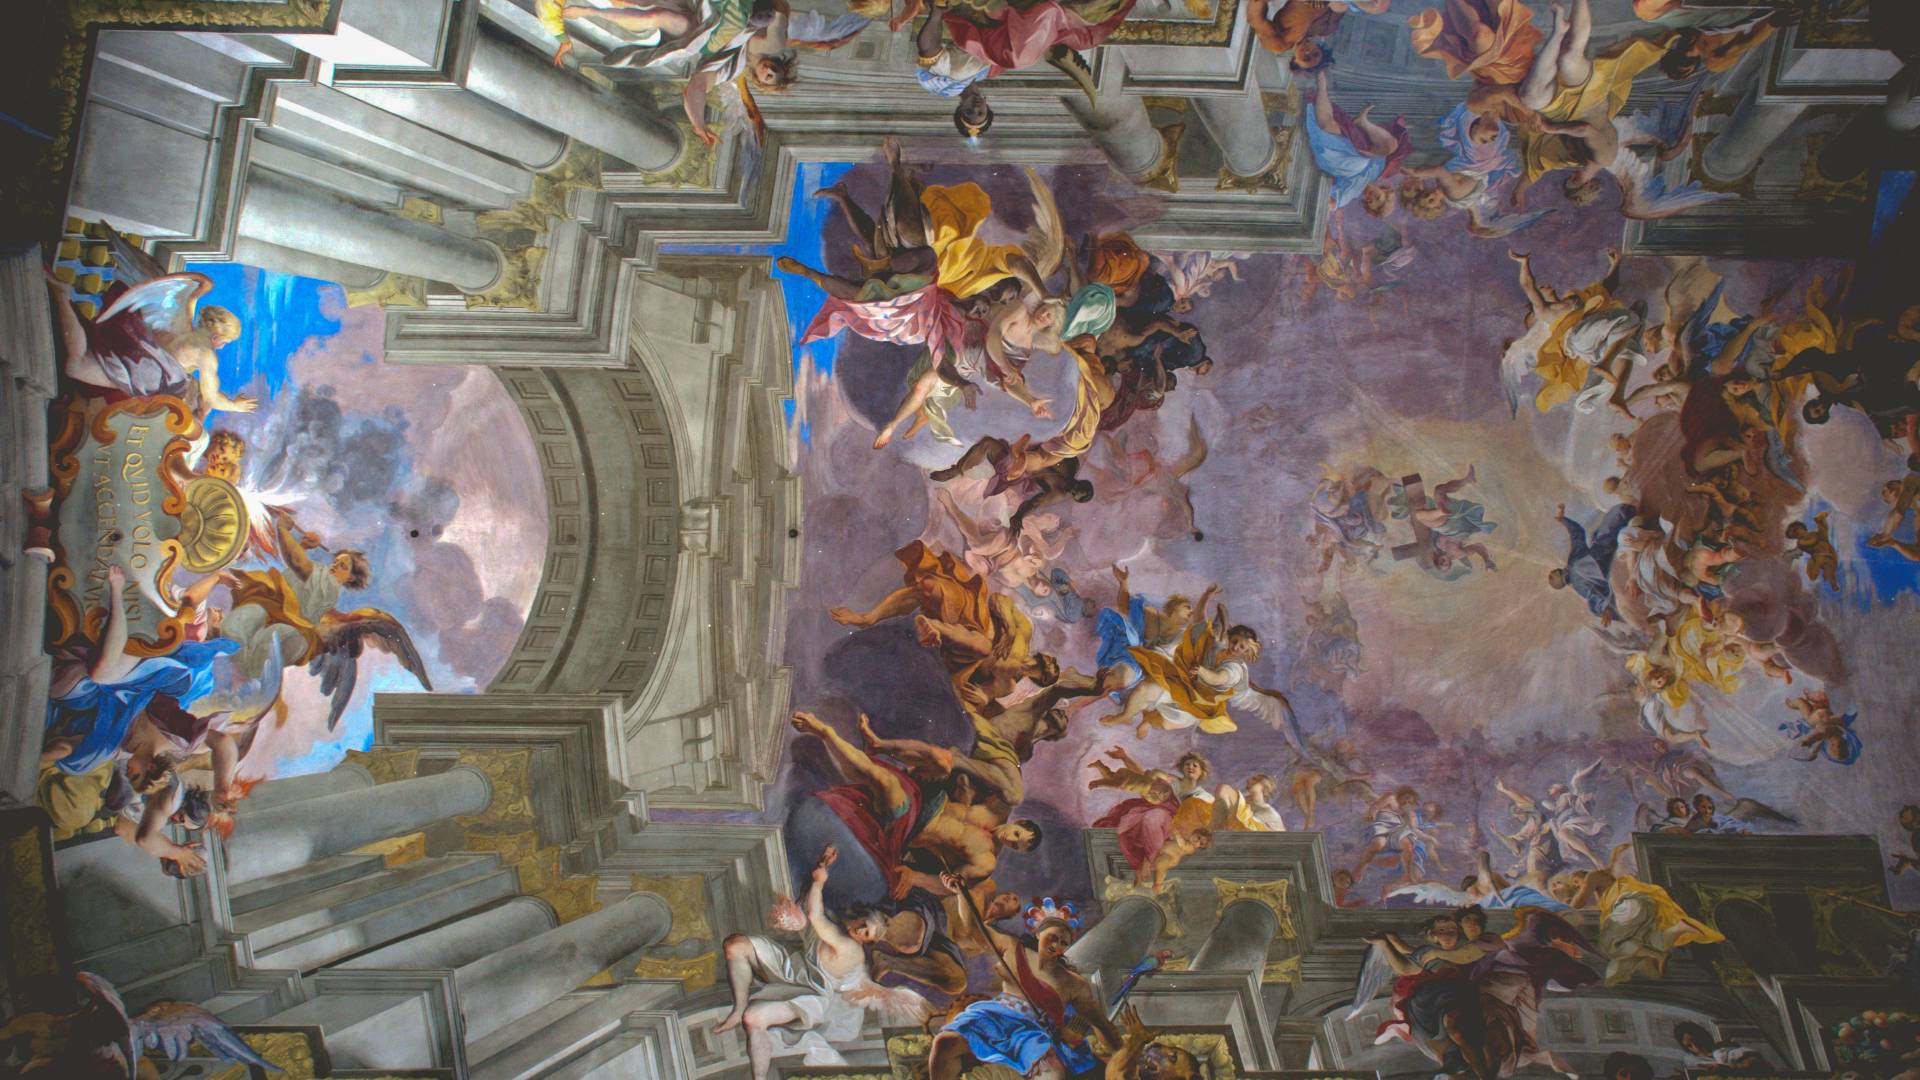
[664,159,853,440]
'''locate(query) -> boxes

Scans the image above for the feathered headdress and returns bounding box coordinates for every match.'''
[1024,897,1083,938]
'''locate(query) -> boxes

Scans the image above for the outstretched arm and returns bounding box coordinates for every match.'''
[805,847,857,950]
[682,70,719,147]
[275,511,317,581]
[943,872,1016,951]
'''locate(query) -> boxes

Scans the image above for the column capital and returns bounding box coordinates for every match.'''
[1212,877,1296,940]
[1101,877,1186,939]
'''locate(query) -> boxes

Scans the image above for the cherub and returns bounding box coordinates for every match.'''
[1783,512,1839,591]
[45,241,254,416]
[220,509,431,731]
[1351,787,1444,899]
[1142,827,1214,890]
[1781,689,1860,765]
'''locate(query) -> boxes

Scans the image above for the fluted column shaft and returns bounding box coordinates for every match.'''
[1190,900,1278,974]
[1065,94,1166,180]
[455,892,673,1043]
[238,762,375,814]
[342,896,559,969]
[1194,87,1276,178]
[238,171,504,293]
[341,85,569,170]
[1067,895,1166,994]
[225,766,491,884]
[1703,86,1808,180]
[465,35,681,172]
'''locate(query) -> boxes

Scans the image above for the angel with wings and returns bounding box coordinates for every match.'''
[1501,247,1652,419]
[219,508,431,732]
[1548,842,1725,985]
[0,971,277,1079]
[45,234,253,415]
[1495,762,1609,871]
[1097,604,1288,739]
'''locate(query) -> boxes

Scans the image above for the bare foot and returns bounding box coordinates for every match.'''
[775,256,806,275]
[829,607,870,627]
[872,426,895,450]
[857,713,881,748]
[914,614,940,648]
[714,1009,745,1034]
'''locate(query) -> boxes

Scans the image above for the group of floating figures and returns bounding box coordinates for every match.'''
[29,229,433,879]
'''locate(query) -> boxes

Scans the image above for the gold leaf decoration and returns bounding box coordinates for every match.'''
[1213,877,1296,939]
[204,1030,321,1080]
[1217,126,1294,194]
[1138,122,1186,194]
[341,748,421,785]
[632,950,719,992]
[629,873,715,946]
[353,832,427,868]
[343,273,427,310]
[455,748,537,828]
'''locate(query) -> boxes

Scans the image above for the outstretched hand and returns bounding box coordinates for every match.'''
[812,845,839,883]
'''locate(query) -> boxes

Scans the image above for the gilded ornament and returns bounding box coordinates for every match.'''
[1261,955,1302,984]
[1797,133,1870,204]
[1213,877,1296,940]
[344,273,428,310]
[204,1029,321,1080]
[1103,875,1185,938]
[466,244,548,311]
[176,476,249,573]
[632,950,720,992]
[353,832,428,868]
[537,875,605,923]
[630,873,716,946]
[1138,122,1186,194]
[456,748,538,828]
[342,748,421,785]
[1109,0,1239,46]
[639,120,720,190]
[1687,133,1759,200]
[397,195,444,226]
[1216,127,1293,194]
[6,824,58,986]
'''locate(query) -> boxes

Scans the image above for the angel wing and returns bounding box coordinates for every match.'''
[1569,758,1606,798]
[107,227,171,287]
[310,609,433,732]
[1499,318,1555,419]
[132,1000,280,1073]
[1385,881,1477,907]
[1466,203,1554,238]
[1346,941,1396,1019]
[1726,796,1797,826]
[708,76,768,190]
[74,972,139,1080]
[1617,158,1733,221]
[95,273,211,340]
[1019,167,1068,289]
[787,11,871,50]
[1245,682,1303,746]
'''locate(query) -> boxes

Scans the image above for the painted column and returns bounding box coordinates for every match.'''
[1702,86,1809,180]
[1190,900,1279,974]
[454,892,674,1043]
[341,896,560,969]
[464,35,681,172]
[224,766,492,885]
[339,85,570,170]
[1067,895,1166,993]
[1193,86,1277,179]
[236,761,376,814]
[1065,93,1166,180]
[237,170,505,293]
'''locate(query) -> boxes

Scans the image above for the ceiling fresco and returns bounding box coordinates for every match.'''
[10,0,1920,1077]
